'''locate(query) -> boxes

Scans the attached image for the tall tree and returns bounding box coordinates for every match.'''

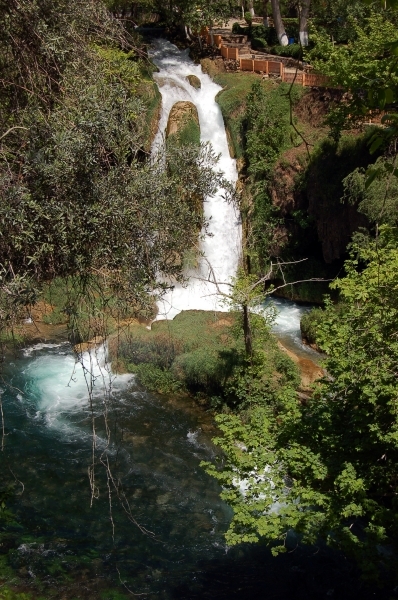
[299,0,311,45]
[271,0,288,45]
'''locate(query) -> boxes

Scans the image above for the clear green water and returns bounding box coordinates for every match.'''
[0,343,389,599]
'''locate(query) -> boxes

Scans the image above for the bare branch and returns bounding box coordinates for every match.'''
[0,127,28,142]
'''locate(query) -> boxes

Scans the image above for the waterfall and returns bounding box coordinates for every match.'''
[150,39,241,320]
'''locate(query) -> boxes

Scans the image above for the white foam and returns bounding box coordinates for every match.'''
[23,344,132,429]
[150,40,241,320]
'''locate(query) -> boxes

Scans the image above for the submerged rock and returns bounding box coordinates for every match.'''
[187,74,201,89]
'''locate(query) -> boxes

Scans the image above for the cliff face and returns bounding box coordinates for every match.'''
[269,103,374,264]
[305,168,368,263]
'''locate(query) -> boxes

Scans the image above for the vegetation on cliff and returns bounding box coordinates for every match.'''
[0,0,231,348]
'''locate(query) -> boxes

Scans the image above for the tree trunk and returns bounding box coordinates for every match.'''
[243,304,253,358]
[241,0,245,19]
[263,0,269,25]
[270,0,288,46]
[299,0,311,46]
[248,0,255,17]
[210,27,214,46]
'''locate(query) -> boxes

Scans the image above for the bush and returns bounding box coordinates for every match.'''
[172,349,223,393]
[232,22,243,34]
[300,307,325,345]
[132,363,183,394]
[251,25,278,46]
[270,44,302,59]
[244,11,253,26]
[251,37,268,51]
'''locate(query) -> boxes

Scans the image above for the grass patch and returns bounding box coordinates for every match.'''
[167,116,200,147]
[109,310,299,403]
[213,73,262,159]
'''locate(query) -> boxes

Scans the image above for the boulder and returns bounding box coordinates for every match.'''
[186,74,201,89]
[166,101,199,138]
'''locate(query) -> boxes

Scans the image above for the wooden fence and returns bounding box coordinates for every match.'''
[220,45,240,60]
[202,30,331,87]
[239,57,330,87]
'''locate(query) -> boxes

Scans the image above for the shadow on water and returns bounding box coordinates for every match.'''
[171,541,388,600]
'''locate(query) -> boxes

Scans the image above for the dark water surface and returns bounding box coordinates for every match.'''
[0,343,388,599]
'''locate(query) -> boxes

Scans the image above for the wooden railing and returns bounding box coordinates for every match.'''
[239,57,330,86]
[202,30,332,87]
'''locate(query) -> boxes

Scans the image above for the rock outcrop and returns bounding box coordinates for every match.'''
[187,74,201,89]
[166,101,199,138]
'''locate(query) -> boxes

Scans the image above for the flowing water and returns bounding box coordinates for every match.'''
[270,297,321,361]
[0,42,382,600]
[150,39,241,320]
[1,343,232,598]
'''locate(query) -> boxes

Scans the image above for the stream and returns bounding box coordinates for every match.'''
[0,41,384,600]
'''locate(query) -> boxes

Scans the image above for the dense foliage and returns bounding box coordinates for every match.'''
[0,0,229,341]
[204,230,398,584]
[244,81,302,269]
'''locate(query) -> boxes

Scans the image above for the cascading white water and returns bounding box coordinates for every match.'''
[21,343,131,431]
[150,39,241,320]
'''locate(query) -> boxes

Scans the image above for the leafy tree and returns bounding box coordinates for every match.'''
[204,228,398,585]
[0,0,230,340]
[306,8,398,139]
[343,157,398,229]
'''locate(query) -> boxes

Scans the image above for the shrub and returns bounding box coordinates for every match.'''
[132,363,183,394]
[251,37,268,51]
[251,25,278,46]
[172,349,223,393]
[232,22,243,34]
[270,44,302,59]
[300,307,325,345]
[244,11,253,26]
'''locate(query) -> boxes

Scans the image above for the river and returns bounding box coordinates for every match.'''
[0,41,385,600]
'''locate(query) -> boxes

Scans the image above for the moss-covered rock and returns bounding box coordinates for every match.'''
[166,101,200,145]
[187,74,201,89]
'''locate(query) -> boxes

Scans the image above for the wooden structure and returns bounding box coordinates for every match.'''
[203,29,332,88]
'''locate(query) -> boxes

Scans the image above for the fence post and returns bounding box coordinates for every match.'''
[252,59,254,72]
[266,61,269,76]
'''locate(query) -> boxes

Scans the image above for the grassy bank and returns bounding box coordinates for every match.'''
[109,309,300,408]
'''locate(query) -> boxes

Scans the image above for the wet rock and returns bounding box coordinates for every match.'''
[277,341,324,390]
[187,74,201,89]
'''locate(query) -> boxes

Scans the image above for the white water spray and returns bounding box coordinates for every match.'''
[22,343,131,430]
[150,40,241,320]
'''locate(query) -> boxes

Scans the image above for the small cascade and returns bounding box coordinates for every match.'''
[21,343,131,431]
[150,39,241,320]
